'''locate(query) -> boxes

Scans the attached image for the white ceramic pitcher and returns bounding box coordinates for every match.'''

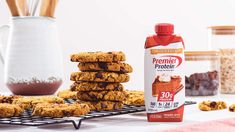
[0,17,63,95]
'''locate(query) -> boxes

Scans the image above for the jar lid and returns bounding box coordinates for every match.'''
[185,51,219,56]
[209,26,235,35]
[185,51,219,61]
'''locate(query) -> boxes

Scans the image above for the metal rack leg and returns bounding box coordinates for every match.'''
[71,120,83,130]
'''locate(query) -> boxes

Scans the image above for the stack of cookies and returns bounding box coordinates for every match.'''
[70,51,133,111]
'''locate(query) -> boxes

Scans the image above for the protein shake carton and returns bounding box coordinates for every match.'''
[144,23,185,122]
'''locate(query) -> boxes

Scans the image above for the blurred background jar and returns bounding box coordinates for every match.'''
[185,51,220,96]
[208,26,235,94]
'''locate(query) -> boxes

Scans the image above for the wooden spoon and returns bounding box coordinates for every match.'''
[6,0,21,16]
[17,0,29,16]
[40,0,58,17]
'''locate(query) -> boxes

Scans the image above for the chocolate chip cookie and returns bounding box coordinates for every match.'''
[0,103,23,117]
[71,51,126,62]
[70,72,130,83]
[32,103,90,117]
[12,96,65,109]
[78,62,133,73]
[198,101,227,111]
[77,91,128,101]
[125,90,145,106]
[70,82,124,92]
[80,101,124,111]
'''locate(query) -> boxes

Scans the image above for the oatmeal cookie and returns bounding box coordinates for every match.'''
[125,90,145,106]
[0,95,22,103]
[77,91,128,101]
[12,96,65,109]
[32,103,90,117]
[198,101,227,111]
[0,103,23,117]
[78,62,133,73]
[57,90,78,100]
[80,101,124,111]
[70,51,126,62]
[70,82,124,92]
[70,72,130,83]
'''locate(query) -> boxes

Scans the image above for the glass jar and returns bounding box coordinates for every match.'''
[208,26,235,94]
[185,51,220,96]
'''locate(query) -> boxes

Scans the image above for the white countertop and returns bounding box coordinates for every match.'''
[1,94,235,132]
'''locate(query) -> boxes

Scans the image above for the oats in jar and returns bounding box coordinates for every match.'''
[220,49,235,93]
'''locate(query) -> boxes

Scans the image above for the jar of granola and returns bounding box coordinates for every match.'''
[185,51,220,96]
[208,26,235,94]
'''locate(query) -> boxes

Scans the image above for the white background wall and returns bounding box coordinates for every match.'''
[0,0,235,93]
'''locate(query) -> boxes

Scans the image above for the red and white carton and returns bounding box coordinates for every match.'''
[144,23,185,122]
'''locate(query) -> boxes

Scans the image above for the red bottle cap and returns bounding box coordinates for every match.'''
[155,23,174,35]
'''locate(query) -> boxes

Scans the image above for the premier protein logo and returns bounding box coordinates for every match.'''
[152,55,182,70]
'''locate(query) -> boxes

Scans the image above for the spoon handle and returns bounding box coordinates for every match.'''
[6,0,21,16]
[40,0,58,17]
[17,0,29,16]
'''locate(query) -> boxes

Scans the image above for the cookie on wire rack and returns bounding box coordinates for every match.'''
[0,103,23,118]
[32,103,90,118]
[124,90,145,106]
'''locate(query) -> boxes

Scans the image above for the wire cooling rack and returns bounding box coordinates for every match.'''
[0,99,196,129]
